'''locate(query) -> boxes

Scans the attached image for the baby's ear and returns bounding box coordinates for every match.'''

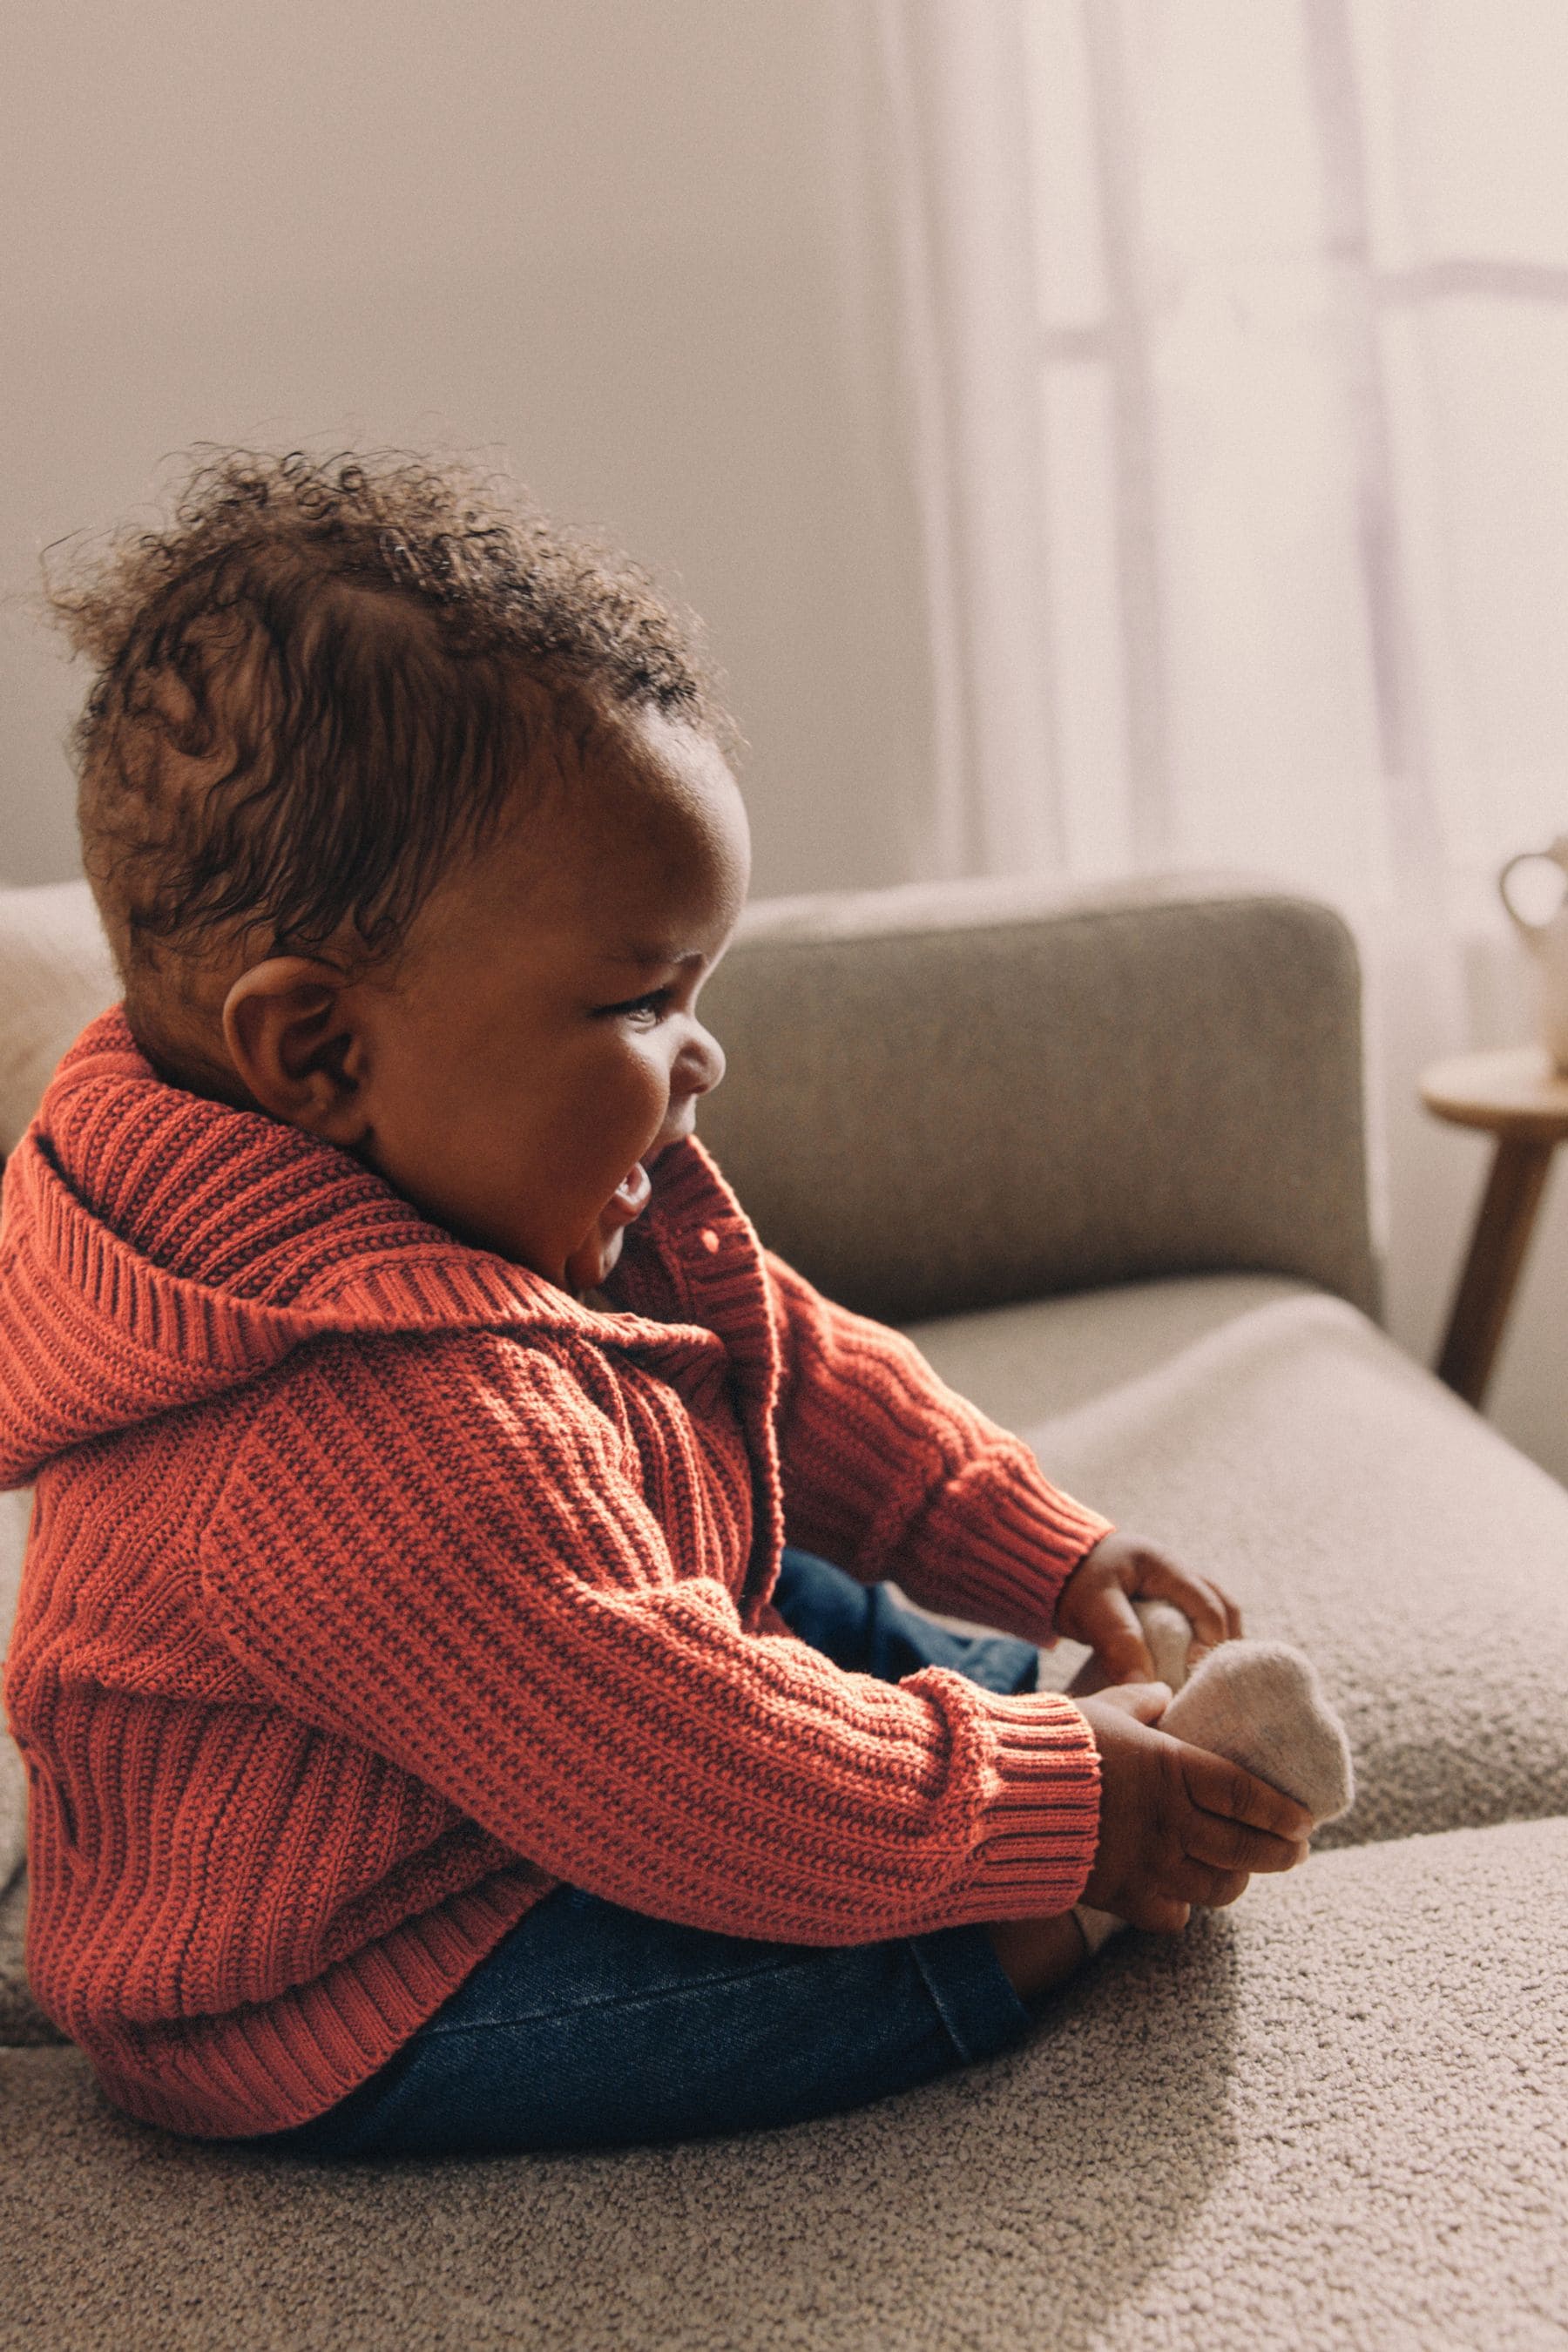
[221,958,372,1144]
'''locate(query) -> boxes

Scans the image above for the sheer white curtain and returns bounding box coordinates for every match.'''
[854,0,1568,1481]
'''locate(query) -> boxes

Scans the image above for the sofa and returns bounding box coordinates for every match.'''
[3,870,1565,2352]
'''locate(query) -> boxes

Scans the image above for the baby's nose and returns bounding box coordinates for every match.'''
[684,1024,725,1097]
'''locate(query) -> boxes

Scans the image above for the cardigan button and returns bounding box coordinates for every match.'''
[700,1227,720,1254]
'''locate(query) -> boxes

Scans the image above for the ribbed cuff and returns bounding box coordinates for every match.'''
[911,1457,1114,1649]
[965,1686,1102,1916]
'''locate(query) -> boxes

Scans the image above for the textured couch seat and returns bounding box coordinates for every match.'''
[5,1821,1565,2352]
[908,1273,1568,1848]
[3,872,1566,2352]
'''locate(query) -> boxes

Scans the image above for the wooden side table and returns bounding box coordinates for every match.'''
[1421,1044,1568,1407]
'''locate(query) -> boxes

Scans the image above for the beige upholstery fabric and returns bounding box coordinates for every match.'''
[902,1267,1312,1424]
[0,1489,29,1892]
[908,1279,1568,1848]
[0,881,116,1154]
[0,1874,50,2044]
[700,873,1378,1327]
[0,882,115,1895]
[2,1818,1564,2352]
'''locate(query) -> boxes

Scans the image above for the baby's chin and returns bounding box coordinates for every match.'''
[564,1216,627,1298]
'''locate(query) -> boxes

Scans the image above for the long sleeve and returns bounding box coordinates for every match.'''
[201,1329,1102,1945]
[764,1251,1113,1646]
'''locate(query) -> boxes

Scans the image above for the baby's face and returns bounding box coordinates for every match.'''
[357,709,750,1291]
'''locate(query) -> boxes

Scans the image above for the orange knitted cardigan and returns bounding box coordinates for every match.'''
[0,1010,1110,2139]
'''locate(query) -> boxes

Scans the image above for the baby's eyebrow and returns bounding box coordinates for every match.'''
[605,947,706,970]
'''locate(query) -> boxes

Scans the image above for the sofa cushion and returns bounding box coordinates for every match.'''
[905,1266,1314,1423]
[2,1816,1563,2351]
[905,1276,1568,1848]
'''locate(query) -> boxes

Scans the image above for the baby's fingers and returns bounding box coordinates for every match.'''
[1179,1745,1315,1849]
[1160,1858,1253,1911]
[1181,1804,1307,1879]
[1121,1890,1193,1936]
[1132,1554,1235,1653]
[1080,1584,1158,1683]
[1195,1868,1251,1912]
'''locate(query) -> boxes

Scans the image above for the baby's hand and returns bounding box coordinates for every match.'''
[1077,1681,1312,1933]
[1057,1531,1241,1688]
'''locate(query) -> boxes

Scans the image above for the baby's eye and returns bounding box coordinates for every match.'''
[595,988,672,1024]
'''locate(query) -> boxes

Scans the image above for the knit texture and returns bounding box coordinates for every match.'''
[0,1010,1112,2139]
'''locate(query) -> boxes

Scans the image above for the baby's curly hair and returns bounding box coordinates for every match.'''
[46,448,729,1077]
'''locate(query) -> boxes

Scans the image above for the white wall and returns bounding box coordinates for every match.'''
[1,0,932,899]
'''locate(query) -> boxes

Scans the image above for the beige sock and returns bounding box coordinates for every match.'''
[1073,1600,1355,1955]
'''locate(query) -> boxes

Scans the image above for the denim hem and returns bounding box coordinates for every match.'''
[905,1920,1033,2065]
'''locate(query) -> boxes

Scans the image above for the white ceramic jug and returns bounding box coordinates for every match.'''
[1499,835,1568,1073]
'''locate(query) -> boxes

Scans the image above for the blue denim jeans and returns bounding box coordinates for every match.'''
[247,1549,1040,2159]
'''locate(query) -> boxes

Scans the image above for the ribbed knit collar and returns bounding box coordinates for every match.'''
[0,1007,773,1488]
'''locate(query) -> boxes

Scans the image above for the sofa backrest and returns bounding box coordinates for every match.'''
[698,872,1379,1326]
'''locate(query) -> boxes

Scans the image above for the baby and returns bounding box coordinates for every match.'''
[0,452,1325,2158]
